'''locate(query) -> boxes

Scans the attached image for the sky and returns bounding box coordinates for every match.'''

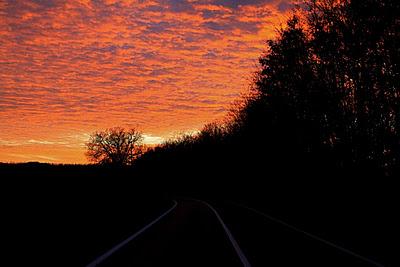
[0,0,294,163]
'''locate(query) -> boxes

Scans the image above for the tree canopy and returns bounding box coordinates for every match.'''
[134,0,400,177]
[225,0,400,176]
[86,127,143,166]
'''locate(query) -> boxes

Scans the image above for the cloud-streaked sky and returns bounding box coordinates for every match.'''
[0,0,293,163]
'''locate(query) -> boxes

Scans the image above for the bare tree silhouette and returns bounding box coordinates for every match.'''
[86,127,143,166]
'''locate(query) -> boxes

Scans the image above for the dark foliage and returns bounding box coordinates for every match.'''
[86,127,144,166]
[135,0,400,179]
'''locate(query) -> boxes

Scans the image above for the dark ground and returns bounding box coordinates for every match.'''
[1,164,170,267]
[1,163,397,267]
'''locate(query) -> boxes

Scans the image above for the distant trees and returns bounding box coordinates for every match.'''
[86,127,143,166]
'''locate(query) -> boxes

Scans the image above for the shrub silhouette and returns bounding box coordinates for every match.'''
[86,127,143,166]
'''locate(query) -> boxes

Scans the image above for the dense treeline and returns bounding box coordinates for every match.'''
[134,0,400,179]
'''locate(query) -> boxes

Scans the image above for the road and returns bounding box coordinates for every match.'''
[86,199,384,267]
[214,200,384,267]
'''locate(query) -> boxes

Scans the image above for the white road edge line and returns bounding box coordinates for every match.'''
[235,202,385,267]
[85,200,178,267]
[194,199,252,267]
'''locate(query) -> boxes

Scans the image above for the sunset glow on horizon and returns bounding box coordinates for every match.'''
[0,0,294,163]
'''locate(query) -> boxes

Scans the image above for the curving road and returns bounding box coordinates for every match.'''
[85,199,382,267]
[86,199,246,267]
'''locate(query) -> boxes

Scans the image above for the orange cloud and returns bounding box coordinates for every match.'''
[0,0,294,163]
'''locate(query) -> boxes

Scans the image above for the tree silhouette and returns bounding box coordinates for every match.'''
[86,127,143,166]
[226,0,400,176]
[134,0,399,178]
[305,0,400,173]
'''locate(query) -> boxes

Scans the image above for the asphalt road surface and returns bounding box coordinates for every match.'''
[86,199,384,267]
